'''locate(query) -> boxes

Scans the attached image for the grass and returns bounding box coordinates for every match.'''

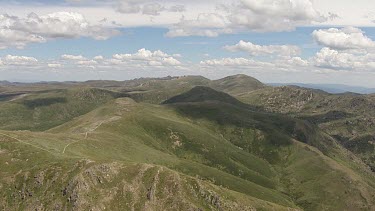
[0,77,375,210]
[0,88,126,131]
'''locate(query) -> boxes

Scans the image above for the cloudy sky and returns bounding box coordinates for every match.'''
[1,0,375,86]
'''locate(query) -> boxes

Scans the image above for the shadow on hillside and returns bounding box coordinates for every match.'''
[22,97,67,109]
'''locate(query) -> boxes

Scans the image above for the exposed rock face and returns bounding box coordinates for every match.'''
[254,86,316,113]
[1,160,282,211]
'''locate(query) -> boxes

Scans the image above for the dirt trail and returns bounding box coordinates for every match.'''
[0,132,52,153]
[62,140,81,154]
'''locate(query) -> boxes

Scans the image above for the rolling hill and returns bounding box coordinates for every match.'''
[0,75,375,210]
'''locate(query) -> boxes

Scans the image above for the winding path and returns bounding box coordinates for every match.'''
[0,132,52,153]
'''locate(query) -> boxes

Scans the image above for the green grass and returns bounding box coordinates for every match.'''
[0,88,126,131]
[1,77,375,210]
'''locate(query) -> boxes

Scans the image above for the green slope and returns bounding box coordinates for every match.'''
[0,76,375,210]
[236,85,375,172]
[0,88,127,131]
[210,74,265,95]
[0,97,299,210]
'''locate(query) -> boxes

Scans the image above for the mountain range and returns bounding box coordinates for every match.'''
[269,83,375,94]
[0,74,374,211]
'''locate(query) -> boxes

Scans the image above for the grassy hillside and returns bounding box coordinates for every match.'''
[236,85,375,172]
[119,76,210,104]
[1,76,375,210]
[210,74,265,95]
[0,97,298,210]
[0,88,127,131]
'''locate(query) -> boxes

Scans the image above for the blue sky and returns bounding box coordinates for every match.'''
[1,0,375,86]
[0,27,323,61]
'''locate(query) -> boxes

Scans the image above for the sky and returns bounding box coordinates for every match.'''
[1,0,375,87]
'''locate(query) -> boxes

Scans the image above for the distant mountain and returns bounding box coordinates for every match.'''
[269,83,375,94]
[0,81,13,86]
[211,74,265,95]
[162,86,246,107]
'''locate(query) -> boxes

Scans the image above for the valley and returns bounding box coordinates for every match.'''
[0,75,375,210]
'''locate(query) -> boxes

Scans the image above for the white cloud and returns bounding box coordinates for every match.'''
[169,5,186,12]
[200,57,271,67]
[1,55,38,66]
[142,3,165,16]
[200,40,375,73]
[48,63,63,68]
[166,13,230,37]
[199,56,310,71]
[93,55,104,60]
[167,0,329,37]
[313,47,375,70]
[313,27,375,50]
[77,60,98,66]
[61,54,87,60]
[224,40,301,57]
[285,57,309,67]
[112,48,181,66]
[161,57,181,66]
[0,14,46,49]
[55,49,183,70]
[0,12,120,49]
[231,0,327,31]
[117,0,147,14]
[116,0,184,16]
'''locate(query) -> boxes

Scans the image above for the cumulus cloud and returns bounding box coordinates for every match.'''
[200,37,313,72]
[142,3,165,16]
[1,55,38,66]
[112,48,182,66]
[93,55,104,60]
[224,40,301,57]
[0,12,120,49]
[284,57,309,67]
[167,0,329,37]
[48,63,63,68]
[230,0,327,32]
[200,58,266,66]
[54,49,183,71]
[166,13,231,37]
[61,54,87,60]
[310,27,375,71]
[199,55,310,70]
[169,5,186,12]
[0,14,46,49]
[116,0,184,16]
[77,60,98,66]
[200,37,375,72]
[116,0,146,14]
[313,47,375,70]
[313,27,375,51]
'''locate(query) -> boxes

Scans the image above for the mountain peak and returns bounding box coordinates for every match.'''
[162,86,244,106]
[211,74,265,94]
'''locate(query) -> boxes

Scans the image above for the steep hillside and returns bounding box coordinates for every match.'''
[210,74,265,95]
[120,76,210,104]
[163,86,247,107]
[237,85,375,171]
[0,97,299,210]
[1,76,375,210]
[1,86,374,210]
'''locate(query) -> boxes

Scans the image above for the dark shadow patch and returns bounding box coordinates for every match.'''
[162,86,334,157]
[22,97,67,109]
[0,93,26,102]
[302,111,352,124]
